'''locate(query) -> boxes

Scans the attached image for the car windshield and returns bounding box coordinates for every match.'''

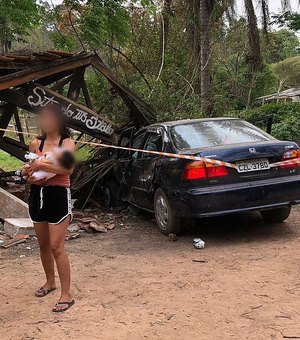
[170,119,273,150]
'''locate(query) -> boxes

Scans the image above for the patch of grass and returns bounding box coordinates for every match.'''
[0,151,23,171]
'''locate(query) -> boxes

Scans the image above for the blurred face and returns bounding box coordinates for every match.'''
[39,108,61,134]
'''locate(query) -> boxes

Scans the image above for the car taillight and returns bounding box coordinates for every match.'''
[182,161,207,180]
[281,149,300,169]
[182,161,229,180]
[205,163,229,178]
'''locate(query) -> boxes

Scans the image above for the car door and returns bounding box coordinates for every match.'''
[122,130,148,203]
[128,129,164,210]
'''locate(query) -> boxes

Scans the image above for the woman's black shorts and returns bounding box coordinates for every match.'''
[29,185,72,224]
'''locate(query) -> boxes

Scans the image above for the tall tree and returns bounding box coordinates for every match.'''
[185,0,297,114]
[0,0,40,53]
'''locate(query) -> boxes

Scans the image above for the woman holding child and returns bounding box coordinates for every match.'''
[27,103,75,312]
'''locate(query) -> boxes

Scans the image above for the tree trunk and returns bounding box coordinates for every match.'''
[200,0,213,116]
[160,0,172,54]
[244,0,262,73]
[186,0,201,73]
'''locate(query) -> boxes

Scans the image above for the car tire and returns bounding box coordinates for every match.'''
[103,180,119,209]
[260,206,291,223]
[154,188,181,235]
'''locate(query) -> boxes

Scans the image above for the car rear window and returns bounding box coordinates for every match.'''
[170,120,273,150]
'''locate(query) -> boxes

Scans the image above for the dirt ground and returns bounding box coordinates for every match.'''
[1,207,300,340]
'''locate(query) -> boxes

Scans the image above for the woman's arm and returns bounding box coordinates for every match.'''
[29,138,76,175]
[29,139,38,153]
[27,139,47,185]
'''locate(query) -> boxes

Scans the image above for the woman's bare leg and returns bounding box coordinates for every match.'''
[49,217,72,302]
[34,222,56,290]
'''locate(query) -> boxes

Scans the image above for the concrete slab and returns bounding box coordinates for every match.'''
[0,187,28,219]
[4,218,34,237]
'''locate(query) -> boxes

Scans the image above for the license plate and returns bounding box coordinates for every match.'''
[236,158,270,173]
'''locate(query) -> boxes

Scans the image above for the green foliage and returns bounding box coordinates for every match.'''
[273,11,300,32]
[261,29,300,64]
[0,0,41,52]
[228,103,300,142]
[2,0,300,128]
[45,0,131,52]
[272,56,300,91]
[79,0,130,48]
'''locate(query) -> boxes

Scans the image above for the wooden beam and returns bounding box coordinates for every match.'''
[50,75,73,91]
[0,137,27,161]
[0,103,15,138]
[13,109,25,144]
[67,67,85,101]
[36,70,74,87]
[81,80,93,109]
[24,83,115,140]
[0,53,92,91]
[0,89,26,107]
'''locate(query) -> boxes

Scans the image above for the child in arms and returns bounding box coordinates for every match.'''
[16,148,75,184]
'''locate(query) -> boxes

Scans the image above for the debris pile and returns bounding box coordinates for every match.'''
[72,209,117,234]
[0,207,124,252]
[0,232,29,249]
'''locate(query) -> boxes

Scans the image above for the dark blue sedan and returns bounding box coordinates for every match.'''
[108,118,300,235]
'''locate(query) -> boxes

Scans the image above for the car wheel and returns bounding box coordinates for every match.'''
[103,180,119,208]
[260,206,291,223]
[154,188,181,235]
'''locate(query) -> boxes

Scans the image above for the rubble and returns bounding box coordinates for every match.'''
[4,218,34,237]
[65,232,80,241]
[89,221,107,233]
[1,238,27,249]
[67,223,80,233]
[0,187,28,219]
[0,207,130,250]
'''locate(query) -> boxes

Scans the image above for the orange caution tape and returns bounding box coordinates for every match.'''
[0,128,298,170]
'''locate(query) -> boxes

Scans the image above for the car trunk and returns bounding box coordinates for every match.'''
[182,140,299,185]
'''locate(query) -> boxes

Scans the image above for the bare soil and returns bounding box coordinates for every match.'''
[1,207,300,340]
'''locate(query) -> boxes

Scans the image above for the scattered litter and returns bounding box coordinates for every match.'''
[19,255,26,258]
[89,221,107,233]
[78,217,97,224]
[1,238,27,249]
[106,223,115,230]
[168,233,177,242]
[192,259,207,263]
[193,238,205,249]
[65,232,80,241]
[67,223,80,233]
[0,234,9,242]
[26,246,32,250]
[14,234,30,240]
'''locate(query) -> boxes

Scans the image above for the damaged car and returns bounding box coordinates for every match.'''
[102,118,300,235]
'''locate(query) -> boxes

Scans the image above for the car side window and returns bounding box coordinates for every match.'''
[142,132,163,158]
[132,132,147,159]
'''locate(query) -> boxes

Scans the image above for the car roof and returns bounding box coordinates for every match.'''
[148,117,239,128]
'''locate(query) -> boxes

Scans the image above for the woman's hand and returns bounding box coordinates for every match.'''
[28,160,43,172]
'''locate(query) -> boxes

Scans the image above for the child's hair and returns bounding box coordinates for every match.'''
[58,150,75,170]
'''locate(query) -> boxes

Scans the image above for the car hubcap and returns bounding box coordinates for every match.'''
[156,195,168,229]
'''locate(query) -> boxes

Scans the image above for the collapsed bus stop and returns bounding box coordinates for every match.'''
[0,50,156,201]
[0,50,155,158]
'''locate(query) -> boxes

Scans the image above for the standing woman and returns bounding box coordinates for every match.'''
[27,103,75,312]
